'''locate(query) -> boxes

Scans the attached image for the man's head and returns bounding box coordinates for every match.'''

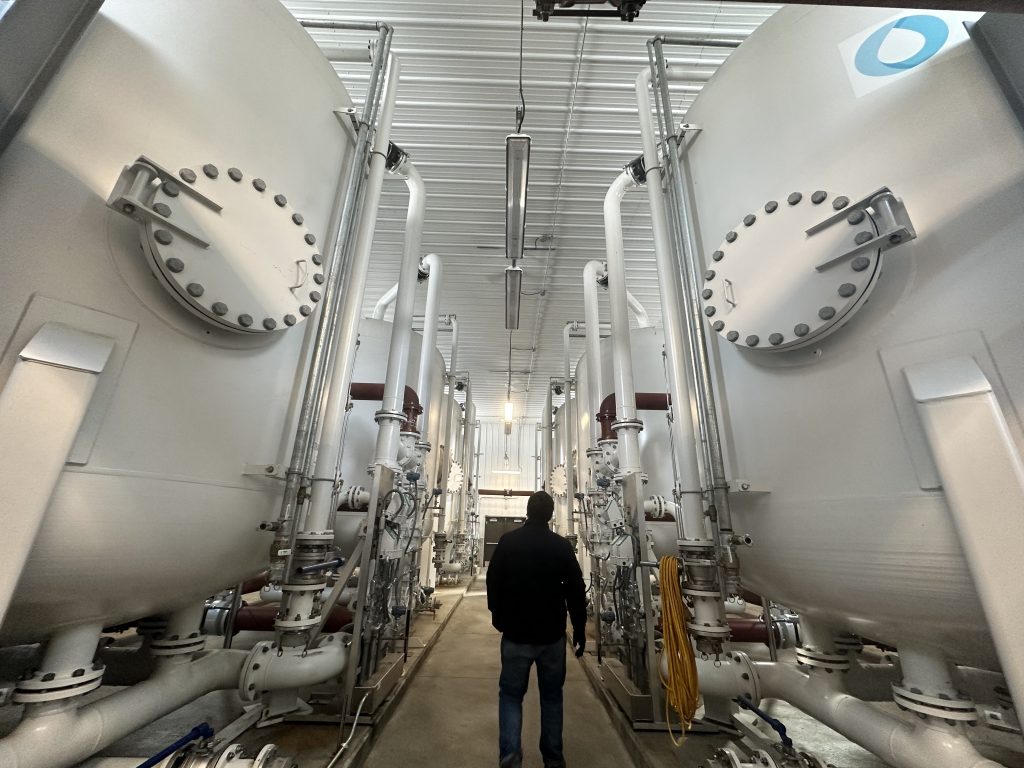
[526,490,554,524]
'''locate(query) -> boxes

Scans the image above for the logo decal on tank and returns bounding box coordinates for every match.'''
[839,11,981,97]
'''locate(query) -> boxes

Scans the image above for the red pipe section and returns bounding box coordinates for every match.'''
[726,617,775,645]
[240,572,270,595]
[479,489,534,497]
[233,603,353,634]
[597,392,669,442]
[350,382,422,433]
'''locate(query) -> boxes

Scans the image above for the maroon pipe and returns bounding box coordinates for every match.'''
[350,382,422,432]
[727,617,778,646]
[233,603,353,634]
[479,489,534,497]
[597,392,669,442]
[239,571,270,595]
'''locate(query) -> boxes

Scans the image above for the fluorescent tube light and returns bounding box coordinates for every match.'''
[505,265,523,330]
[505,134,531,261]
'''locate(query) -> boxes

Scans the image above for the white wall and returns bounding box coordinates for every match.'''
[477,419,538,519]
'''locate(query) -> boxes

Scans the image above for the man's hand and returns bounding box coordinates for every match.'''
[572,633,586,658]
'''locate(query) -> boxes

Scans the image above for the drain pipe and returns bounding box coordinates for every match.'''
[272,53,400,646]
[371,152,426,470]
[636,66,729,652]
[370,282,399,320]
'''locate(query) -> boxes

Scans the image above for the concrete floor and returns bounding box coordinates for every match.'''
[361,582,634,768]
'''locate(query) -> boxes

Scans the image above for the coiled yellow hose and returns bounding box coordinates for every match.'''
[659,555,700,746]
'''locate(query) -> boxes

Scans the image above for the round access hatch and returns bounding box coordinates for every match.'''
[142,164,325,334]
[447,461,465,493]
[700,191,882,351]
[549,465,568,497]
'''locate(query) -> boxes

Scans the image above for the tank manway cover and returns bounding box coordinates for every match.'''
[144,164,324,333]
[701,190,882,351]
[549,464,568,497]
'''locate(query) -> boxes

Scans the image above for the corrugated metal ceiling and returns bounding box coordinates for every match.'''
[284,0,779,419]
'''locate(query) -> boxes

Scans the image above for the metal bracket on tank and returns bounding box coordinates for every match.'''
[333,107,359,142]
[106,155,218,248]
[809,187,916,272]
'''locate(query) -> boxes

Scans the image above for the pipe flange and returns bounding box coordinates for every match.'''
[274,616,319,631]
[611,418,644,433]
[677,538,716,550]
[720,651,762,705]
[253,744,298,768]
[682,587,722,599]
[707,748,745,768]
[294,531,335,544]
[150,632,207,657]
[13,662,105,704]
[280,581,328,593]
[892,683,979,722]
[832,633,863,654]
[795,646,850,671]
[687,620,731,639]
[373,408,407,425]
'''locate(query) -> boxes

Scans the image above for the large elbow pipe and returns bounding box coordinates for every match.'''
[596,392,668,442]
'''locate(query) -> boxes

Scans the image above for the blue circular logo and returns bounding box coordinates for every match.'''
[854,15,949,78]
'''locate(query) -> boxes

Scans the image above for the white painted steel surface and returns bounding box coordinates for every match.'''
[0,0,354,642]
[684,6,1024,667]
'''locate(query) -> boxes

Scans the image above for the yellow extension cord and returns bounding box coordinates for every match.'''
[659,555,700,746]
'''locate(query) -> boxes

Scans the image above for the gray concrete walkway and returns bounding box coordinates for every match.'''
[362,583,634,768]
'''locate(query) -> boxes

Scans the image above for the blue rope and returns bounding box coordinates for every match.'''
[734,697,793,749]
[136,722,214,768]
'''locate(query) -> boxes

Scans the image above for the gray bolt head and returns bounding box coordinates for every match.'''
[726,331,739,342]
[228,167,243,182]
[179,168,197,184]
[314,273,324,285]
[838,283,856,298]
[154,229,174,246]
[165,257,184,273]
[854,230,873,245]
[712,250,724,262]
[811,190,827,204]
[153,202,172,217]
[304,233,317,245]
[746,335,759,347]
[292,213,304,225]
[186,283,204,297]
[238,314,253,327]
[787,192,802,205]
[310,290,322,303]
[769,333,783,346]
[312,253,323,266]
[203,164,219,179]
[794,323,810,337]
[704,306,716,317]
[833,195,850,210]
[252,178,266,192]
[704,269,715,281]
[712,321,724,332]
[274,194,287,207]
[212,302,228,316]
[852,255,871,272]
[702,288,713,300]
[725,230,738,243]
[743,214,756,227]
[819,306,836,320]
[263,318,277,330]
[300,305,312,317]
[764,200,778,214]
[284,314,297,326]
[162,180,180,197]
[847,209,866,225]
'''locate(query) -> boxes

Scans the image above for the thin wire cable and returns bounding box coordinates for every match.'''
[659,555,700,746]
[516,0,526,132]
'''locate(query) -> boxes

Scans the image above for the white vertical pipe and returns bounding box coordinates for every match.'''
[635,68,705,540]
[416,255,443,440]
[626,290,652,328]
[370,282,399,320]
[582,261,605,449]
[372,163,426,468]
[603,170,643,474]
[292,55,399,536]
[541,384,553,489]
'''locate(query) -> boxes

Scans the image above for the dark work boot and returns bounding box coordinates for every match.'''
[499,753,523,768]
[543,760,567,768]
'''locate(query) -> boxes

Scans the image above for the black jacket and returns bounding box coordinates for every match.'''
[486,520,587,645]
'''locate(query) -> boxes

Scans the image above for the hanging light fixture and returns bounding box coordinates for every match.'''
[505,264,523,330]
[505,134,531,263]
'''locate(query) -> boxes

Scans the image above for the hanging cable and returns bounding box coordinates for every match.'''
[516,0,526,132]
[659,555,700,745]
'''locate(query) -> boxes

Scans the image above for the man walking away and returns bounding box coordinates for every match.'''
[486,490,587,768]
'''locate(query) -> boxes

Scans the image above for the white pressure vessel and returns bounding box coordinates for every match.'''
[0,0,355,643]
[684,6,1024,667]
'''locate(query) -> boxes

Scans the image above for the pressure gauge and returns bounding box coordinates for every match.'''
[700,190,882,351]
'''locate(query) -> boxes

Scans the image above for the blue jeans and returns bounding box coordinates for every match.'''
[498,635,567,767]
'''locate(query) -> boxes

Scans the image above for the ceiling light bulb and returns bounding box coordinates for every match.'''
[504,400,514,422]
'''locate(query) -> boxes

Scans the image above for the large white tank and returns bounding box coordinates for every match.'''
[684,6,1024,667]
[0,0,355,643]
